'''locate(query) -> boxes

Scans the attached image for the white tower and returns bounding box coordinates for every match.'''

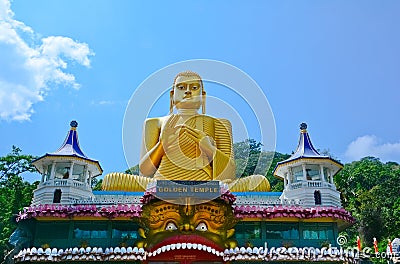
[273,123,342,207]
[31,121,102,205]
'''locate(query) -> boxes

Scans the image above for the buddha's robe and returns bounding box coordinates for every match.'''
[145,114,235,182]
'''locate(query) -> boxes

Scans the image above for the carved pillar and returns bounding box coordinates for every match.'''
[50,162,56,180]
[69,162,74,179]
[320,165,325,182]
[302,164,307,181]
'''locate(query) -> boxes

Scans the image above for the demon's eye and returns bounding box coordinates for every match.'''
[165,222,177,231]
[195,222,208,232]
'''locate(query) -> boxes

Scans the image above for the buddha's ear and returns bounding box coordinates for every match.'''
[169,90,174,114]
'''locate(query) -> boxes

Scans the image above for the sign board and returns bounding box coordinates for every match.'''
[155,180,220,201]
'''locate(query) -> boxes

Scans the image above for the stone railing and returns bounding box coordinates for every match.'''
[289,181,335,190]
[40,179,89,190]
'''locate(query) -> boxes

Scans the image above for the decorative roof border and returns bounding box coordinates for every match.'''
[16,204,142,222]
[16,203,354,224]
[234,205,355,223]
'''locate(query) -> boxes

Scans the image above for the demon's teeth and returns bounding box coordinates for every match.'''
[151,242,224,256]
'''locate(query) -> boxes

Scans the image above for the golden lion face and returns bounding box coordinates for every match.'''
[137,200,237,250]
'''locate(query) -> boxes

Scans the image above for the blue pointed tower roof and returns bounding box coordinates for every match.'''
[51,120,87,157]
[285,122,327,161]
[32,121,103,176]
[273,123,342,178]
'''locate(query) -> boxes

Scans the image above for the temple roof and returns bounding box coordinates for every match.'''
[284,122,328,162]
[273,123,342,178]
[50,120,87,158]
[32,121,103,176]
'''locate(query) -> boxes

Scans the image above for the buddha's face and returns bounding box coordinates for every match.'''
[173,75,202,110]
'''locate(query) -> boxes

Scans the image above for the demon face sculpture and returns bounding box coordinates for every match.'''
[137,199,238,252]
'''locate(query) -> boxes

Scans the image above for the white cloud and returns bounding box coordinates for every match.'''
[345,135,400,162]
[0,0,94,121]
[90,100,129,106]
[97,100,115,105]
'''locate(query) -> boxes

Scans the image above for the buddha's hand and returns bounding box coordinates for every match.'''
[158,115,182,151]
[160,126,180,152]
[177,124,217,159]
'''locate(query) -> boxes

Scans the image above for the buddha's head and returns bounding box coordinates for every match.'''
[170,71,206,114]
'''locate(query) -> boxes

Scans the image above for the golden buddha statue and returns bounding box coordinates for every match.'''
[102,71,270,192]
[139,71,235,181]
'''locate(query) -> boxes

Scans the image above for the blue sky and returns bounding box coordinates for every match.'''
[1,0,399,181]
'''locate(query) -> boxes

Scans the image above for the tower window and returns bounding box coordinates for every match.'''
[55,163,70,179]
[305,165,321,180]
[72,164,85,181]
[292,166,303,182]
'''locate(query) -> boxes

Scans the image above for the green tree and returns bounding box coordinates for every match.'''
[125,164,139,175]
[233,139,290,191]
[91,178,102,190]
[234,139,263,178]
[0,146,38,261]
[265,152,291,192]
[0,146,36,180]
[334,157,400,249]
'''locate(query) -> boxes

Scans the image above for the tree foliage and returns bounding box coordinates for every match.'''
[125,164,139,175]
[0,146,38,261]
[265,152,291,192]
[334,157,400,248]
[0,146,37,180]
[233,139,289,191]
[92,178,103,191]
